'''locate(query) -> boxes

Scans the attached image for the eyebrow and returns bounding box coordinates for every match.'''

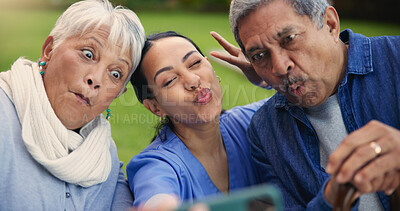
[245,25,297,56]
[182,50,197,63]
[154,66,173,82]
[246,47,261,56]
[153,50,199,82]
[275,25,296,39]
[88,37,104,48]
[90,37,131,69]
[119,58,131,69]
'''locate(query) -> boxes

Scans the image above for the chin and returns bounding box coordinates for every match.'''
[301,97,322,108]
[60,114,93,130]
[177,111,219,125]
[199,110,221,123]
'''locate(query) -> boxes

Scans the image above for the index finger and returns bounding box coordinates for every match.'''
[210,31,241,57]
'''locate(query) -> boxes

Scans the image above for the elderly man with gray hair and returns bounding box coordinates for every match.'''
[210,0,400,210]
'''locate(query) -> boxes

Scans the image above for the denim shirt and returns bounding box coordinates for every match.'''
[247,29,400,210]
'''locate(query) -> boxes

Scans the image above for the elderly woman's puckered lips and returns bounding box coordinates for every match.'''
[0,0,146,206]
[73,91,91,106]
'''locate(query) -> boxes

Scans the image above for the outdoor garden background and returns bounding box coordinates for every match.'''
[1,0,399,173]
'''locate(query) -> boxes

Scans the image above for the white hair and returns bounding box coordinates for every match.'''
[229,0,330,53]
[49,0,145,90]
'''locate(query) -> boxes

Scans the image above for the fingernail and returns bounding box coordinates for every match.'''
[386,189,395,195]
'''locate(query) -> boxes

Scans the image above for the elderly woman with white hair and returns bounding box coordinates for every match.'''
[0,0,144,210]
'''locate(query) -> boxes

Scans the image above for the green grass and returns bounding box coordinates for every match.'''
[1,7,400,172]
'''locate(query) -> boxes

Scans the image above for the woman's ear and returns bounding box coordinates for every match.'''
[41,36,54,61]
[143,98,165,117]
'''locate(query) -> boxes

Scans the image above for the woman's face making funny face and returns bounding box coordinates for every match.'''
[141,37,223,125]
[41,27,132,130]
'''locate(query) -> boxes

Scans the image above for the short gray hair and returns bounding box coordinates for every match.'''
[230,0,330,53]
[49,0,145,89]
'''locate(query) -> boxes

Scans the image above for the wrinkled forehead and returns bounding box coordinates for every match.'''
[238,1,308,45]
[84,25,132,64]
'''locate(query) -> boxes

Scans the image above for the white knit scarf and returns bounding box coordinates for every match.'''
[0,58,112,187]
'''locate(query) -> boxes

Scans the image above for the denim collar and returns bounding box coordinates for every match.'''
[339,29,373,87]
[340,29,373,75]
[274,29,373,108]
[274,92,290,108]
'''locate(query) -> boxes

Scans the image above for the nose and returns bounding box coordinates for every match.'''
[84,67,104,89]
[270,50,293,77]
[183,72,201,91]
[87,78,98,89]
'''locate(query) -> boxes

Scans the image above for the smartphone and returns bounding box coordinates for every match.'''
[176,184,283,211]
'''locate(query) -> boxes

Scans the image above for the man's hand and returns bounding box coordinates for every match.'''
[209,31,269,88]
[326,120,400,195]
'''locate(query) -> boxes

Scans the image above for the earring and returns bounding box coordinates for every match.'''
[159,116,164,123]
[106,108,111,120]
[217,75,222,83]
[39,61,46,75]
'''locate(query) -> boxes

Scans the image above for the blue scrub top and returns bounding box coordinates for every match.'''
[127,99,267,207]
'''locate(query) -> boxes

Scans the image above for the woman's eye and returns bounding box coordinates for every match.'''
[189,60,201,68]
[111,70,121,79]
[163,77,176,87]
[82,50,94,60]
[251,52,265,62]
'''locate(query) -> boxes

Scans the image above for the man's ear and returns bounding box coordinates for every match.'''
[41,36,54,61]
[143,98,165,117]
[324,6,340,42]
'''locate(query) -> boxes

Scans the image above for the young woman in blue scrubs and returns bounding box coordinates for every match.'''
[127,31,266,210]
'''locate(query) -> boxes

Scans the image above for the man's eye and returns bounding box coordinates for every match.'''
[285,34,296,43]
[111,70,121,79]
[251,52,265,62]
[83,50,94,60]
